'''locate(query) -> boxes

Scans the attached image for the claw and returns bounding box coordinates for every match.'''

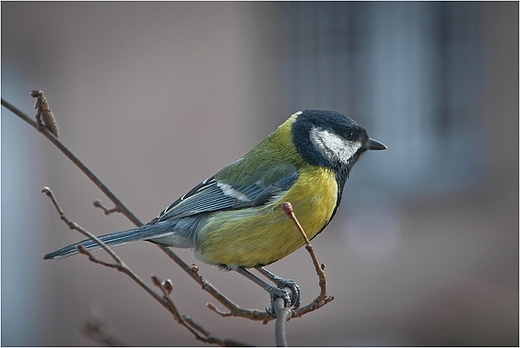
[260,270,301,310]
[265,285,293,317]
[274,278,301,309]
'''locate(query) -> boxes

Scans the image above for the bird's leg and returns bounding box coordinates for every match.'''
[256,267,301,309]
[234,267,293,316]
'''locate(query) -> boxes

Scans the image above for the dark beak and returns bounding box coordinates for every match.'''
[367,138,387,150]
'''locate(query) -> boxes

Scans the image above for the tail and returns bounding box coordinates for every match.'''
[43,223,176,260]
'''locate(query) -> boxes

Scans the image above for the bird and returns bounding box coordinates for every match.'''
[44,109,386,314]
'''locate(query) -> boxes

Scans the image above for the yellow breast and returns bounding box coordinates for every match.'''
[195,166,338,268]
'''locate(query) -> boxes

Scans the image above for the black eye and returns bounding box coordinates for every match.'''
[345,131,355,141]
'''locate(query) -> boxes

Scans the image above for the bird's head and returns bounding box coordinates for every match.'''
[291,110,386,182]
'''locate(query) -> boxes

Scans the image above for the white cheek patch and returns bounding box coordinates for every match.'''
[310,128,362,164]
[217,182,250,202]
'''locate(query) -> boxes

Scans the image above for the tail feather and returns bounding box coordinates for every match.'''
[43,223,175,260]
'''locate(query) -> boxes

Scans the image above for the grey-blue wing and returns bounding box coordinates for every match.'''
[153,165,299,223]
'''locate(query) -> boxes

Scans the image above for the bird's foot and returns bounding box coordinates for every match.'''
[264,279,301,317]
[267,274,301,309]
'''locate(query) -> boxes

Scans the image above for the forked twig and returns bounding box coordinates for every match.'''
[93,199,119,215]
[42,187,241,346]
[1,97,142,227]
[186,263,272,322]
[269,202,334,346]
[282,202,334,318]
[151,274,247,347]
[3,94,334,346]
[41,187,121,264]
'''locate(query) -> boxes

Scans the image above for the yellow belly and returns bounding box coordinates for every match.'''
[195,166,338,268]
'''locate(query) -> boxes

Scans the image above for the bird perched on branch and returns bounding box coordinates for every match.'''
[44,110,386,314]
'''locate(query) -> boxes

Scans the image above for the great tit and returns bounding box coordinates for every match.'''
[44,110,386,313]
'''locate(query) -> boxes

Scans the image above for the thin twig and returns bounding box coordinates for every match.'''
[42,186,239,346]
[181,316,250,347]
[151,274,248,346]
[93,199,118,215]
[1,97,142,227]
[186,262,273,323]
[282,201,327,290]
[77,245,119,269]
[41,187,121,264]
[282,202,334,318]
[42,187,163,302]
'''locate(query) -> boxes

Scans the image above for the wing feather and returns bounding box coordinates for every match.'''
[154,164,299,223]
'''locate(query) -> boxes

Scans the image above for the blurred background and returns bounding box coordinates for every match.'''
[2,2,518,346]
